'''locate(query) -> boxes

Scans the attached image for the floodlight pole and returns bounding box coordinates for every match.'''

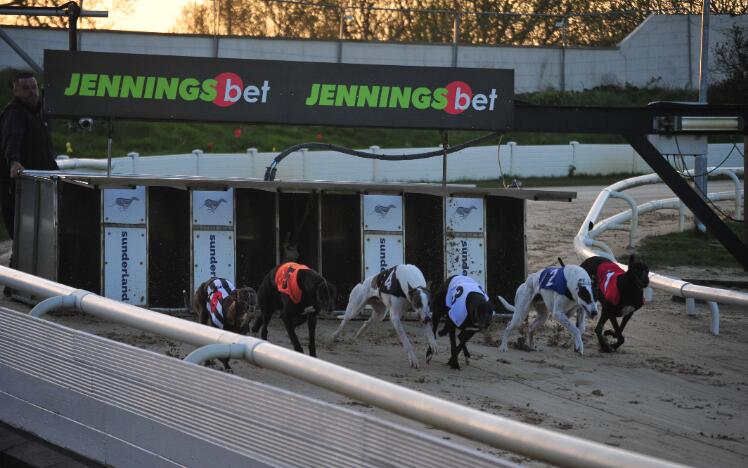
[440,130,449,187]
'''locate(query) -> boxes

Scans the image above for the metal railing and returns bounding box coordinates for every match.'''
[575,167,746,335]
[0,265,686,468]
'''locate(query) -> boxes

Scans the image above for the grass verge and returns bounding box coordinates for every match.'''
[637,221,747,270]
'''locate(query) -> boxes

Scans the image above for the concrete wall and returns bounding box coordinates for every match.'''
[106,142,744,182]
[1,15,746,92]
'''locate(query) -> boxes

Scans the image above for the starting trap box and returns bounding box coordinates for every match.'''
[13,175,573,309]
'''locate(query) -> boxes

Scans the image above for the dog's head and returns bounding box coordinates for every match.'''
[407,284,432,325]
[626,255,650,289]
[231,286,258,334]
[564,265,597,318]
[408,283,438,354]
[467,294,495,331]
[315,279,337,315]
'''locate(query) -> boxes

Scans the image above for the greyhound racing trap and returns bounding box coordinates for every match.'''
[13,174,573,308]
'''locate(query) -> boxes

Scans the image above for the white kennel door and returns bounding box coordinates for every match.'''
[104,227,147,305]
[445,197,486,289]
[363,194,404,276]
[193,230,235,290]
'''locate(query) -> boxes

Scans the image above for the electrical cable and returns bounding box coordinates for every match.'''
[264,132,499,181]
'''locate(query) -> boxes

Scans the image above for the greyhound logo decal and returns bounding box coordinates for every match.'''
[202,198,227,213]
[370,204,397,218]
[454,205,478,220]
[111,197,139,211]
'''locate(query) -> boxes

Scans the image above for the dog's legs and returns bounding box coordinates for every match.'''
[498,283,533,352]
[455,329,476,368]
[527,300,549,351]
[603,314,629,350]
[551,304,584,355]
[353,301,386,340]
[389,302,419,368]
[281,310,305,354]
[307,311,318,357]
[219,358,233,373]
[595,311,613,352]
[332,284,368,341]
[447,323,459,369]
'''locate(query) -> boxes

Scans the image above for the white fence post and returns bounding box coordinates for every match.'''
[127,152,139,174]
[369,145,380,182]
[192,149,203,176]
[246,148,257,178]
[300,148,309,179]
[507,141,516,176]
[569,141,579,175]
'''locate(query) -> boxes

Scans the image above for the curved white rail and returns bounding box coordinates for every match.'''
[575,167,747,335]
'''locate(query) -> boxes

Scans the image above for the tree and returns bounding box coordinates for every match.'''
[171,0,748,47]
[710,23,748,103]
[0,0,132,29]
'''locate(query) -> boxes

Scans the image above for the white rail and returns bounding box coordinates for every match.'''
[0,265,685,468]
[575,167,747,335]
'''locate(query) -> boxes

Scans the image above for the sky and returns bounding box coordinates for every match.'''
[105,0,196,33]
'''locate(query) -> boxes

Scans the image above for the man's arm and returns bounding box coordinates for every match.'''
[1,108,25,178]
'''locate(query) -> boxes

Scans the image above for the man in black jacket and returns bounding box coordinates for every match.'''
[0,72,58,238]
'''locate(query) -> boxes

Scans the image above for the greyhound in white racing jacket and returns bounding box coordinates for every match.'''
[497,264,597,355]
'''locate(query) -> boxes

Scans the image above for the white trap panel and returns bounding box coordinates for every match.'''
[103,186,146,224]
[364,234,404,276]
[193,230,235,291]
[446,197,484,233]
[446,236,486,289]
[104,227,147,305]
[192,188,234,226]
[363,194,403,232]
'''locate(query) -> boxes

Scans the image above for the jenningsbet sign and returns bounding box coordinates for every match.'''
[44,50,513,130]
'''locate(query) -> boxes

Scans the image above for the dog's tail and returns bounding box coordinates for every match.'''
[496,295,515,313]
[557,257,566,267]
[182,289,190,313]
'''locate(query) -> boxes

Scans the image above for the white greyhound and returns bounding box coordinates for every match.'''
[497,264,597,355]
[332,264,438,368]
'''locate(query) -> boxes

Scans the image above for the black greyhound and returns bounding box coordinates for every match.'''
[580,255,649,352]
[251,262,336,357]
[427,275,495,369]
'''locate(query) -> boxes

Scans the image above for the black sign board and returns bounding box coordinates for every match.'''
[44,50,513,130]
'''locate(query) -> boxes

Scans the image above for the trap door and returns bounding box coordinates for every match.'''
[486,196,526,302]
[148,187,189,308]
[404,193,444,287]
[102,186,147,305]
[321,192,360,310]
[58,180,101,294]
[191,188,235,294]
[278,191,320,270]
[362,194,404,277]
[236,188,277,293]
[445,196,486,289]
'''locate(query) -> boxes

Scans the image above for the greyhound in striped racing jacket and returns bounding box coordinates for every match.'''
[192,277,258,370]
[497,264,597,355]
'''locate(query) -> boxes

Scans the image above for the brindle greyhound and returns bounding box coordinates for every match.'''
[428,275,495,369]
[191,277,258,371]
[581,255,649,352]
[252,262,336,357]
